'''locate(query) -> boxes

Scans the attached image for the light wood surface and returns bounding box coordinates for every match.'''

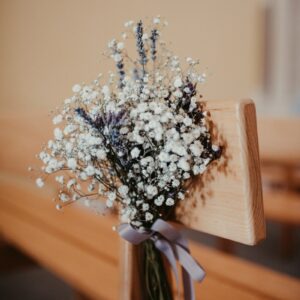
[263,190,300,225]
[119,242,145,300]
[0,176,299,300]
[258,118,300,166]
[190,241,300,300]
[177,99,265,245]
[258,117,300,224]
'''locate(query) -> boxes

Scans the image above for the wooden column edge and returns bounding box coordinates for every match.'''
[239,99,266,244]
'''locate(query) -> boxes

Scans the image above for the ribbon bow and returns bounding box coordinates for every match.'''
[118,218,205,300]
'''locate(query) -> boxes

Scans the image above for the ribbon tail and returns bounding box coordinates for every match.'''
[176,244,206,282]
[182,268,195,300]
[154,238,179,285]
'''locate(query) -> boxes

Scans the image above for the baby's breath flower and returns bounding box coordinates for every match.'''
[59,193,69,202]
[166,198,174,206]
[67,179,76,189]
[54,128,63,140]
[72,84,81,93]
[154,195,164,206]
[36,18,220,229]
[96,149,106,160]
[131,147,140,158]
[118,185,129,197]
[146,185,158,198]
[55,175,64,184]
[142,203,149,211]
[67,158,77,170]
[36,178,44,188]
[145,212,154,221]
[174,77,183,88]
[172,179,180,187]
[53,115,63,125]
[153,17,160,24]
[178,158,190,171]
[190,143,203,157]
[85,165,95,176]
[178,192,185,200]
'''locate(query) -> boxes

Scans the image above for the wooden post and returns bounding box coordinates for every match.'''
[119,241,144,300]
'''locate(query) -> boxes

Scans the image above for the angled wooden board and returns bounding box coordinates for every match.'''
[176,99,265,245]
[121,99,265,300]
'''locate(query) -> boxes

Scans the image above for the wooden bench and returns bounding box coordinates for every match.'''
[258,117,300,226]
[216,117,300,255]
[0,174,299,300]
[1,111,299,299]
[258,118,300,256]
[263,189,300,225]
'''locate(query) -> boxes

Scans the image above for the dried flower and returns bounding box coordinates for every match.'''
[136,20,147,77]
[150,29,159,61]
[36,18,221,229]
[36,178,44,188]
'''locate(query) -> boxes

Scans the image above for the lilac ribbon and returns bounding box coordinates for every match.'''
[118,219,206,300]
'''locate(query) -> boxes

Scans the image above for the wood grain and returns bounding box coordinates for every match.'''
[119,242,144,300]
[177,99,265,245]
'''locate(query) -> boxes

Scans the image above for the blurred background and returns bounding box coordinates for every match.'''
[0,0,299,299]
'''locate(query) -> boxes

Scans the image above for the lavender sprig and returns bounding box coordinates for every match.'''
[150,29,159,61]
[75,107,94,126]
[117,60,125,88]
[108,40,126,88]
[136,20,147,77]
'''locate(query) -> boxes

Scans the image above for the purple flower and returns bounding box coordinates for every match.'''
[136,21,147,76]
[150,29,159,61]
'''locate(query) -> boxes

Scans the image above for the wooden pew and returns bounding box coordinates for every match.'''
[0,112,299,299]
[258,118,300,256]
[217,117,300,254]
[258,118,300,167]
[0,174,299,300]
[262,189,300,225]
[258,117,300,225]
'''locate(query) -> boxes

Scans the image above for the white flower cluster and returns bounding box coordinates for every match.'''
[36,17,220,229]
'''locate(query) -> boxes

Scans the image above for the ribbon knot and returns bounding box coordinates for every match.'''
[118,218,205,300]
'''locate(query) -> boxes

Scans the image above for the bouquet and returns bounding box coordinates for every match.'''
[35,17,221,300]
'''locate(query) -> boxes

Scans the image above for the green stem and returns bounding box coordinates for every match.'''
[142,239,173,300]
